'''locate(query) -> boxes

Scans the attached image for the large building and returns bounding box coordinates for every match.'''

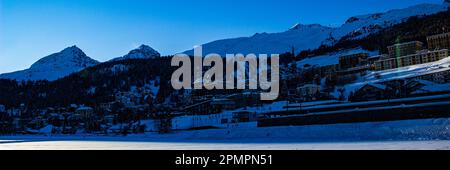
[375,49,449,70]
[336,53,370,84]
[388,41,423,59]
[352,83,387,101]
[374,58,397,70]
[338,53,369,70]
[400,49,449,66]
[427,32,450,50]
[320,64,339,77]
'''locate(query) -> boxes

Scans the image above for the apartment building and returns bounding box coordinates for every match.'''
[387,41,423,58]
[338,53,369,70]
[375,49,448,70]
[427,32,450,50]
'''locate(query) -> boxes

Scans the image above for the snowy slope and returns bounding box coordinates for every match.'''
[184,2,450,56]
[111,44,160,62]
[296,48,378,68]
[0,46,99,81]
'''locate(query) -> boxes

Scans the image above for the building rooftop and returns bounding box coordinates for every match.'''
[427,32,450,39]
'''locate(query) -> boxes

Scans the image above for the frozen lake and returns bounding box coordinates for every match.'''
[1,139,450,150]
[1,118,449,150]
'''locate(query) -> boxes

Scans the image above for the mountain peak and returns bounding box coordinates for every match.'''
[137,44,151,50]
[136,44,159,54]
[57,45,85,56]
[31,45,97,69]
[127,44,160,58]
[0,46,99,81]
[289,23,302,30]
[112,44,161,61]
[289,23,326,31]
[67,45,80,50]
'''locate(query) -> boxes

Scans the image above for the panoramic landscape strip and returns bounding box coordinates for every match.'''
[0,0,450,153]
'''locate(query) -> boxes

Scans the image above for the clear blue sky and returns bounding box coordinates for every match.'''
[0,0,444,73]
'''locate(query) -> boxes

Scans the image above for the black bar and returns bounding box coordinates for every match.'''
[0,150,448,169]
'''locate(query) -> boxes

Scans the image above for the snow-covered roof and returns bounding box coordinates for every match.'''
[360,83,387,91]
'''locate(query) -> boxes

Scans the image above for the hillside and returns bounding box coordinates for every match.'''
[303,9,450,57]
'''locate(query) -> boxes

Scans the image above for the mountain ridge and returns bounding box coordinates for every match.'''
[110,44,161,62]
[183,2,450,56]
[0,44,162,81]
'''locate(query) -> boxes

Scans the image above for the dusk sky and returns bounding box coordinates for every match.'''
[0,0,445,74]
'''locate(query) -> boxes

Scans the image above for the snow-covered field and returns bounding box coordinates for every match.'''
[1,118,450,150]
[0,140,449,150]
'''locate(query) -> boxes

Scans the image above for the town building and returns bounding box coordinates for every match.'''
[352,79,429,101]
[98,102,116,112]
[6,108,21,117]
[375,34,450,70]
[0,104,5,113]
[182,100,216,115]
[180,92,260,115]
[232,111,258,123]
[399,49,448,67]
[75,106,95,120]
[320,64,339,77]
[124,104,151,115]
[337,53,370,84]
[387,41,423,59]
[427,32,450,50]
[414,69,450,84]
[374,58,397,70]
[352,83,387,101]
[11,117,23,130]
[383,79,427,98]
[375,49,449,70]
[211,99,238,111]
[104,115,115,125]
[115,92,139,106]
[368,54,386,64]
[338,53,369,70]
[297,84,321,101]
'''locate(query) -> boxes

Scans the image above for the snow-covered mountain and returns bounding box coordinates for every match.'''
[0,46,99,81]
[184,1,450,56]
[111,44,160,61]
[186,23,334,56]
[335,2,450,40]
